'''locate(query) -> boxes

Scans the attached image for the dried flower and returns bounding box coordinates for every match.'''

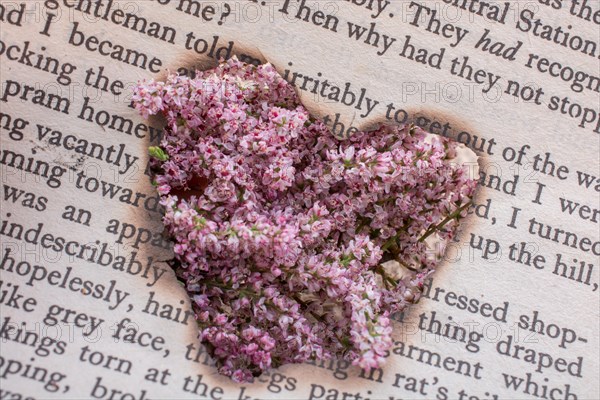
[133,57,477,383]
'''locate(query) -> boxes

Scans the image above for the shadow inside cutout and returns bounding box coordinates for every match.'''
[132,47,487,385]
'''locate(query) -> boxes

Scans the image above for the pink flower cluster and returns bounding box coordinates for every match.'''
[133,58,477,383]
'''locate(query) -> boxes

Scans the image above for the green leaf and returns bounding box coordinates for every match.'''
[148,146,169,161]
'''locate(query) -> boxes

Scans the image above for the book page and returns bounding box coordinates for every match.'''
[1,0,598,398]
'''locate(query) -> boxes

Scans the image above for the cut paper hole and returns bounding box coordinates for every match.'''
[133,57,479,383]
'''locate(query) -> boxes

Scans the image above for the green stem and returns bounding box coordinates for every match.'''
[374,266,398,288]
[418,202,472,243]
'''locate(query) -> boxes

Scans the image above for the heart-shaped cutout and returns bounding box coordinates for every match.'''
[133,58,477,383]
